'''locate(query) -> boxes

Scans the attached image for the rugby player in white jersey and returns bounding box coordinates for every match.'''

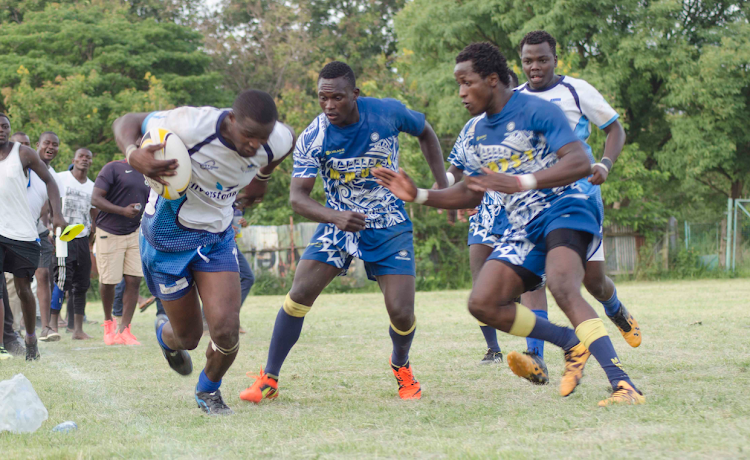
[113,90,295,415]
[505,30,641,385]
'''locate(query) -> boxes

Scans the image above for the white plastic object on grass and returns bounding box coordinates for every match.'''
[0,374,48,433]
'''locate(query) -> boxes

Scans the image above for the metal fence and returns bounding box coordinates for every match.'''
[239,222,645,276]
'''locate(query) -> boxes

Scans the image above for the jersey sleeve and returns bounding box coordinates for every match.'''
[381,98,426,136]
[576,80,619,129]
[93,162,114,193]
[532,101,580,153]
[262,122,294,164]
[141,107,206,146]
[447,120,475,171]
[292,118,323,178]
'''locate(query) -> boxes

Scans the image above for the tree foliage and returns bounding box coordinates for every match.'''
[0,1,221,175]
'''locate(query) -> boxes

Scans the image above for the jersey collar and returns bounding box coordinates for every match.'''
[216,110,237,151]
[522,75,565,93]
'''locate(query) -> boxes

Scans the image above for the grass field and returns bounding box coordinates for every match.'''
[1,279,749,458]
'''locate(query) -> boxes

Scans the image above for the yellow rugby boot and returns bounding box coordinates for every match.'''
[507,351,549,385]
[598,381,645,407]
[606,304,642,348]
[560,343,590,397]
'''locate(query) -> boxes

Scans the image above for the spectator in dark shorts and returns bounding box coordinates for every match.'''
[0,114,66,360]
[91,159,150,346]
[49,148,96,341]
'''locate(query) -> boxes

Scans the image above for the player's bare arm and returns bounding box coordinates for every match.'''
[417,120,449,189]
[590,119,626,185]
[464,141,591,194]
[373,167,482,209]
[91,187,141,219]
[112,112,174,185]
[20,144,67,230]
[290,176,366,232]
[238,123,297,208]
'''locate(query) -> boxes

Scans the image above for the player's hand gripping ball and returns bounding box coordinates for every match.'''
[140,128,192,200]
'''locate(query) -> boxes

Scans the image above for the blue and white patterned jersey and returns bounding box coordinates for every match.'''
[448,115,508,238]
[140,106,294,252]
[458,91,592,231]
[292,97,425,229]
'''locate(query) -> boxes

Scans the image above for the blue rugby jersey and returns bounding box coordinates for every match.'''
[456,91,593,232]
[292,97,425,229]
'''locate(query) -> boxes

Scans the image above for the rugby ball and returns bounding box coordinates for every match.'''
[140,128,192,200]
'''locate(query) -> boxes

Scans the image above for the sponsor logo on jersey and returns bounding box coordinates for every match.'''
[370,132,380,142]
[190,182,240,201]
[506,121,515,131]
[200,160,219,171]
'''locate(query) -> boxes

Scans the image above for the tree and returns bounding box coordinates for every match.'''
[0,2,221,175]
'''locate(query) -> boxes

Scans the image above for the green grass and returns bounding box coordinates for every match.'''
[2,279,750,458]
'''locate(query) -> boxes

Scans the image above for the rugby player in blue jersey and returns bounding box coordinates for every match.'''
[506,30,641,384]
[241,61,448,402]
[375,43,644,406]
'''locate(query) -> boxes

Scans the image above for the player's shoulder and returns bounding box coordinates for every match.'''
[146,106,222,132]
[461,114,486,136]
[296,114,329,152]
[359,97,414,119]
[560,75,598,92]
[266,122,295,157]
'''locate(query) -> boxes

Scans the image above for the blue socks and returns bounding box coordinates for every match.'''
[389,323,416,367]
[588,336,634,390]
[526,310,548,357]
[156,322,174,352]
[196,370,221,394]
[51,285,64,312]
[480,325,501,353]
[528,317,579,351]
[265,308,305,378]
[601,288,622,317]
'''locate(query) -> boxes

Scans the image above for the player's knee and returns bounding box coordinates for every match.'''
[173,326,203,350]
[467,292,493,323]
[388,308,414,331]
[547,276,583,309]
[285,289,315,313]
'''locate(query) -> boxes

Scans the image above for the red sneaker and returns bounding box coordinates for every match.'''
[114,325,141,346]
[102,319,117,346]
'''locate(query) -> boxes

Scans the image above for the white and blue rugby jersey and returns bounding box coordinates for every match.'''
[517,75,618,162]
[292,97,425,229]
[140,106,294,252]
[448,116,508,236]
[458,91,591,230]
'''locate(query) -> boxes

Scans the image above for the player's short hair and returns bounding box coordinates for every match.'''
[456,42,511,86]
[519,30,557,57]
[233,89,278,125]
[0,113,9,122]
[318,61,356,89]
[39,131,59,140]
[508,68,519,88]
[11,131,27,138]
